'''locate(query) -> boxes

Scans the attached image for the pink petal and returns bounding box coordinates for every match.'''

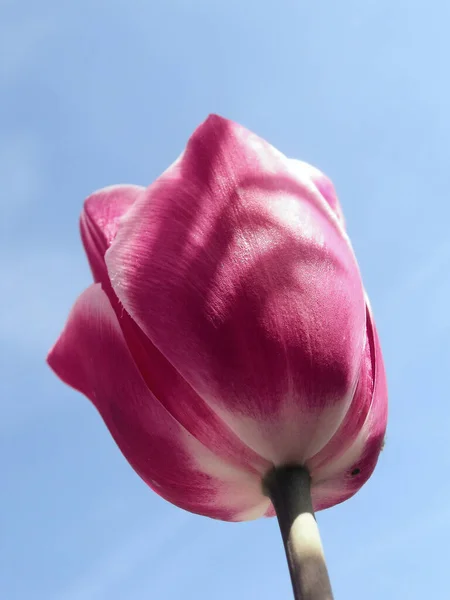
[307,305,376,472]
[81,186,271,478]
[289,159,345,226]
[309,304,388,510]
[80,185,145,284]
[113,310,272,476]
[47,284,270,521]
[106,114,366,465]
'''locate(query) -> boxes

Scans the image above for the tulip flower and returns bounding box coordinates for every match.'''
[48,115,387,599]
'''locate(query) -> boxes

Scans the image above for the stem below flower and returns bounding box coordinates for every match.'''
[263,465,334,600]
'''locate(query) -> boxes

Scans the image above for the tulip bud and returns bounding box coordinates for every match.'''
[48,115,387,599]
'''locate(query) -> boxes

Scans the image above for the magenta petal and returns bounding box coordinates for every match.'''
[81,185,268,478]
[115,313,272,476]
[80,185,145,284]
[289,159,345,226]
[309,304,388,510]
[106,114,366,465]
[47,284,270,521]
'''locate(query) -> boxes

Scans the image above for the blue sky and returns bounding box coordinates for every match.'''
[1,0,449,598]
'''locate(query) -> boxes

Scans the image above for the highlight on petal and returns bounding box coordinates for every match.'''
[47,283,270,521]
[288,159,345,227]
[105,114,366,466]
[79,183,270,479]
[80,185,145,283]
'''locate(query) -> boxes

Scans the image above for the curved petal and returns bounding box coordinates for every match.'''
[113,311,272,476]
[80,186,270,478]
[80,185,145,284]
[310,305,388,511]
[289,159,345,227]
[47,284,269,521]
[307,305,376,471]
[106,114,366,465]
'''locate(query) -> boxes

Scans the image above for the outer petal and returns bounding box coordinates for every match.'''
[80,185,271,478]
[47,284,270,521]
[309,304,388,510]
[106,114,366,466]
[80,184,145,284]
[289,159,345,227]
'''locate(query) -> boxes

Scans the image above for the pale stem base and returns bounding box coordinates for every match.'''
[263,466,334,600]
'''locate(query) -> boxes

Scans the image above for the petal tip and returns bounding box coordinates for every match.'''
[82,184,145,218]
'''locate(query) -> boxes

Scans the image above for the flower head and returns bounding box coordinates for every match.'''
[48,115,387,521]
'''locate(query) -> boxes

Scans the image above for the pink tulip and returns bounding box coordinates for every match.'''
[48,115,387,598]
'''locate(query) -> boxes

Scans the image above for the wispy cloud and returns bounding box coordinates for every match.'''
[0,11,57,83]
[0,131,47,220]
[56,511,193,600]
[376,240,450,372]
[338,498,450,577]
[0,249,89,356]
[0,247,89,432]
[380,240,450,316]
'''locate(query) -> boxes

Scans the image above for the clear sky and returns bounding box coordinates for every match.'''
[1,1,449,599]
